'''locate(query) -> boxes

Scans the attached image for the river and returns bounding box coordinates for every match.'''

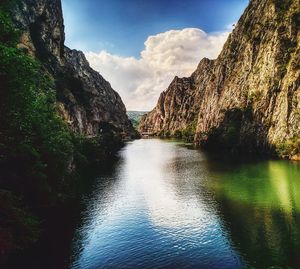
[69,139,300,269]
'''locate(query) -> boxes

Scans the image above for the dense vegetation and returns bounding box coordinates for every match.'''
[150,122,196,143]
[276,137,300,159]
[173,120,197,143]
[0,2,123,263]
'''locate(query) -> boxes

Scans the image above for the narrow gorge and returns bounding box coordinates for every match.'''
[1,0,300,268]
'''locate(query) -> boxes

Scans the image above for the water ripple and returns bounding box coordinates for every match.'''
[70,139,300,269]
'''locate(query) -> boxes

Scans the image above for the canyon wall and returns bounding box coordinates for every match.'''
[12,0,135,137]
[140,0,300,159]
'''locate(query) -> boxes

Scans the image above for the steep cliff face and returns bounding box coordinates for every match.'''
[140,58,214,135]
[140,0,300,159]
[12,0,135,137]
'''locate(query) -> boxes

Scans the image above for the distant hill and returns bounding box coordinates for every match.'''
[127,111,148,129]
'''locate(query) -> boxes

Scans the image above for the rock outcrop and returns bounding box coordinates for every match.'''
[12,0,135,137]
[140,0,300,159]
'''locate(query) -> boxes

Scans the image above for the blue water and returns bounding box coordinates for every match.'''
[70,139,300,269]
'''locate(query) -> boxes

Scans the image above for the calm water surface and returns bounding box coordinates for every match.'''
[70,139,300,269]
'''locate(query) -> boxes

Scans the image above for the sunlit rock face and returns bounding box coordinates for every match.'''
[139,0,300,159]
[11,0,135,137]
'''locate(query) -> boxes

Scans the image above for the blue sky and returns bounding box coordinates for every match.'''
[62,0,248,58]
[61,0,249,110]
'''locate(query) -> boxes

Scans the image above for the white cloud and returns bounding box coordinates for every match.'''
[85,28,229,111]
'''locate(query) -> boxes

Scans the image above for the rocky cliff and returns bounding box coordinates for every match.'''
[139,0,300,159]
[12,0,135,137]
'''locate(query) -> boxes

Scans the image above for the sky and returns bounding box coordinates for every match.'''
[62,0,249,111]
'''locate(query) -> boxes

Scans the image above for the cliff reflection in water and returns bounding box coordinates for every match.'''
[70,139,300,269]
[206,160,300,268]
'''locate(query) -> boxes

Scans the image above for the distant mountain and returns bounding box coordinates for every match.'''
[127,111,148,129]
[139,0,300,160]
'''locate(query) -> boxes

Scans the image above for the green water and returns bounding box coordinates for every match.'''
[69,139,300,269]
[205,159,300,268]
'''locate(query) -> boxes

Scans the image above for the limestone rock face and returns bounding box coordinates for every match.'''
[140,58,214,134]
[140,0,300,158]
[12,0,135,137]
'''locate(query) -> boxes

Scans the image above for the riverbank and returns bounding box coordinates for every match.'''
[2,154,122,269]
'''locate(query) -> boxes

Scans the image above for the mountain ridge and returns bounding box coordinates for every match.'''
[11,0,135,137]
[139,0,300,160]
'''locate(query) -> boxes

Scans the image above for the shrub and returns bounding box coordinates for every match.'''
[181,126,195,142]
[73,122,124,169]
[0,6,74,203]
[0,9,18,45]
[174,130,182,138]
[276,137,300,158]
[272,0,293,19]
[0,44,74,195]
[248,90,263,103]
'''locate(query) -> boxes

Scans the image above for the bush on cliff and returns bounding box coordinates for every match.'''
[0,5,76,256]
[276,137,300,159]
[0,4,124,258]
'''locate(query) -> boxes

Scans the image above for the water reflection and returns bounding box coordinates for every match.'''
[205,160,300,268]
[70,139,300,269]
